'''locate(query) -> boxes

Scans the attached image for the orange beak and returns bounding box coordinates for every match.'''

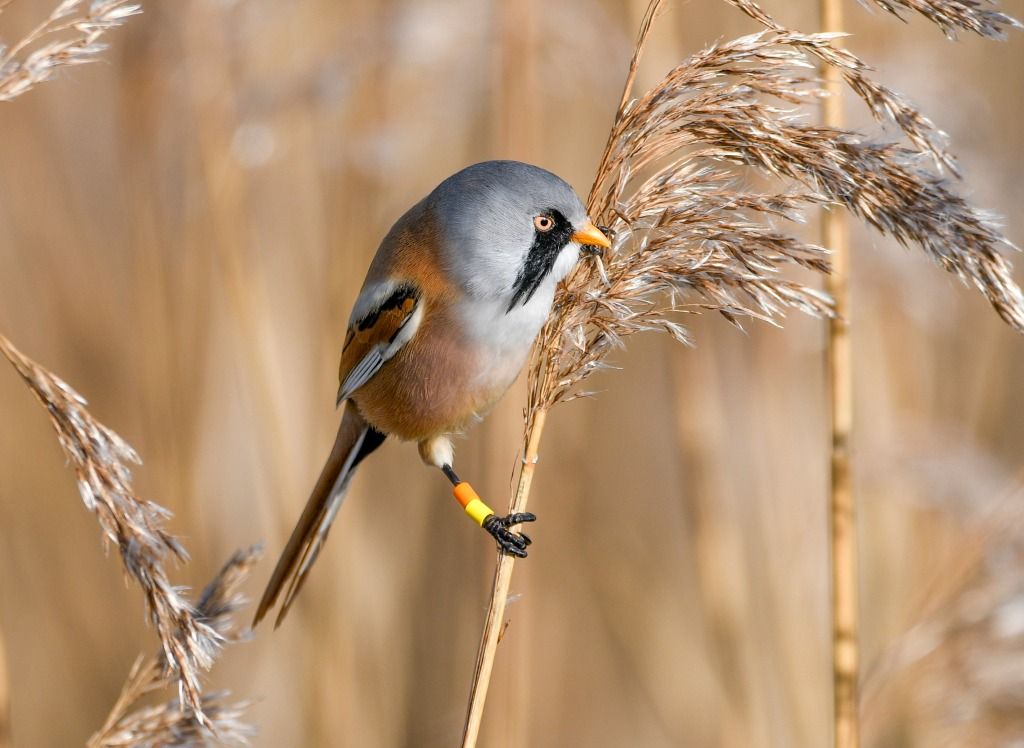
[572,221,611,254]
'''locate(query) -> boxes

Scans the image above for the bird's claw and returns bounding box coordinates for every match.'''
[482,512,537,558]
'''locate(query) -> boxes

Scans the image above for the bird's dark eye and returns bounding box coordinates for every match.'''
[533,215,554,232]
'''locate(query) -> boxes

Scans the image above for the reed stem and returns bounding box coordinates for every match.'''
[820,0,859,745]
[460,7,662,741]
[461,408,548,747]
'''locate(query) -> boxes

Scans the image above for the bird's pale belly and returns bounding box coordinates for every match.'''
[350,313,528,441]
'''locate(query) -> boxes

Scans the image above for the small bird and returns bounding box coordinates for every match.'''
[254,160,610,627]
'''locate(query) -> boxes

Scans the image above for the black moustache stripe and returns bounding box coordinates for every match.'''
[507,209,574,312]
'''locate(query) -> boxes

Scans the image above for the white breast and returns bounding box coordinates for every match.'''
[456,242,582,390]
[456,275,556,390]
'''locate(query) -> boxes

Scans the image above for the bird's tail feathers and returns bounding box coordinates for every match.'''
[253,402,384,628]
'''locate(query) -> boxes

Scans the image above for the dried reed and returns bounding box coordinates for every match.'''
[863,0,1021,39]
[0,0,244,733]
[462,0,1024,742]
[0,0,141,102]
[819,0,858,744]
[88,545,262,748]
[0,334,223,723]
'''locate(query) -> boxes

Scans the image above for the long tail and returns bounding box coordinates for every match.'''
[253,402,385,628]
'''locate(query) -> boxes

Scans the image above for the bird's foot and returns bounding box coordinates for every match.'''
[482,512,536,558]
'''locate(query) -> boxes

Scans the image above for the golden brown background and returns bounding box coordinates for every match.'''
[0,0,1022,746]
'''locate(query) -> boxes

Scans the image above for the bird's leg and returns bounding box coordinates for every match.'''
[441,464,536,558]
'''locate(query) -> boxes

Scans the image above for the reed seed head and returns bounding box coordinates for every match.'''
[526,9,1023,421]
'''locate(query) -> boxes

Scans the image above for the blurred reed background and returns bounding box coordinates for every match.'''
[0,0,1021,745]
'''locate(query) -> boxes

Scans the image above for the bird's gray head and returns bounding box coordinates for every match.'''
[428,161,609,310]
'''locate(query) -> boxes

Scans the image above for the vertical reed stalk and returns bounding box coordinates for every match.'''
[462,8,660,742]
[820,0,859,745]
[492,0,540,740]
[462,408,547,748]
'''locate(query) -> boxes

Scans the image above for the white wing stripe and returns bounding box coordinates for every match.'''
[384,304,423,357]
[337,286,424,404]
[338,347,384,403]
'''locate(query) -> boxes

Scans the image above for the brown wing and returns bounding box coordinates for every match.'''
[336,283,421,404]
[255,286,419,628]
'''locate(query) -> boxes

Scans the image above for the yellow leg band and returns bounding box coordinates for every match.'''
[464,498,494,527]
[452,482,494,526]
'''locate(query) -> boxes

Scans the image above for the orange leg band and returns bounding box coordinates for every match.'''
[452,482,494,527]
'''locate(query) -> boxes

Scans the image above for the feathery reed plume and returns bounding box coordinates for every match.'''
[722,0,958,171]
[89,692,252,748]
[88,545,263,748]
[0,0,141,102]
[462,0,1023,742]
[0,0,252,731]
[723,0,1019,165]
[193,546,264,639]
[0,334,219,720]
[718,2,1018,745]
[863,0,1021,39]
[534,27,1023,416]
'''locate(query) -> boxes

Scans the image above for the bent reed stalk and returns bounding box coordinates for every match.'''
[462,0,1022,743]
[0,334,258,736]
[1,2,259,737]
